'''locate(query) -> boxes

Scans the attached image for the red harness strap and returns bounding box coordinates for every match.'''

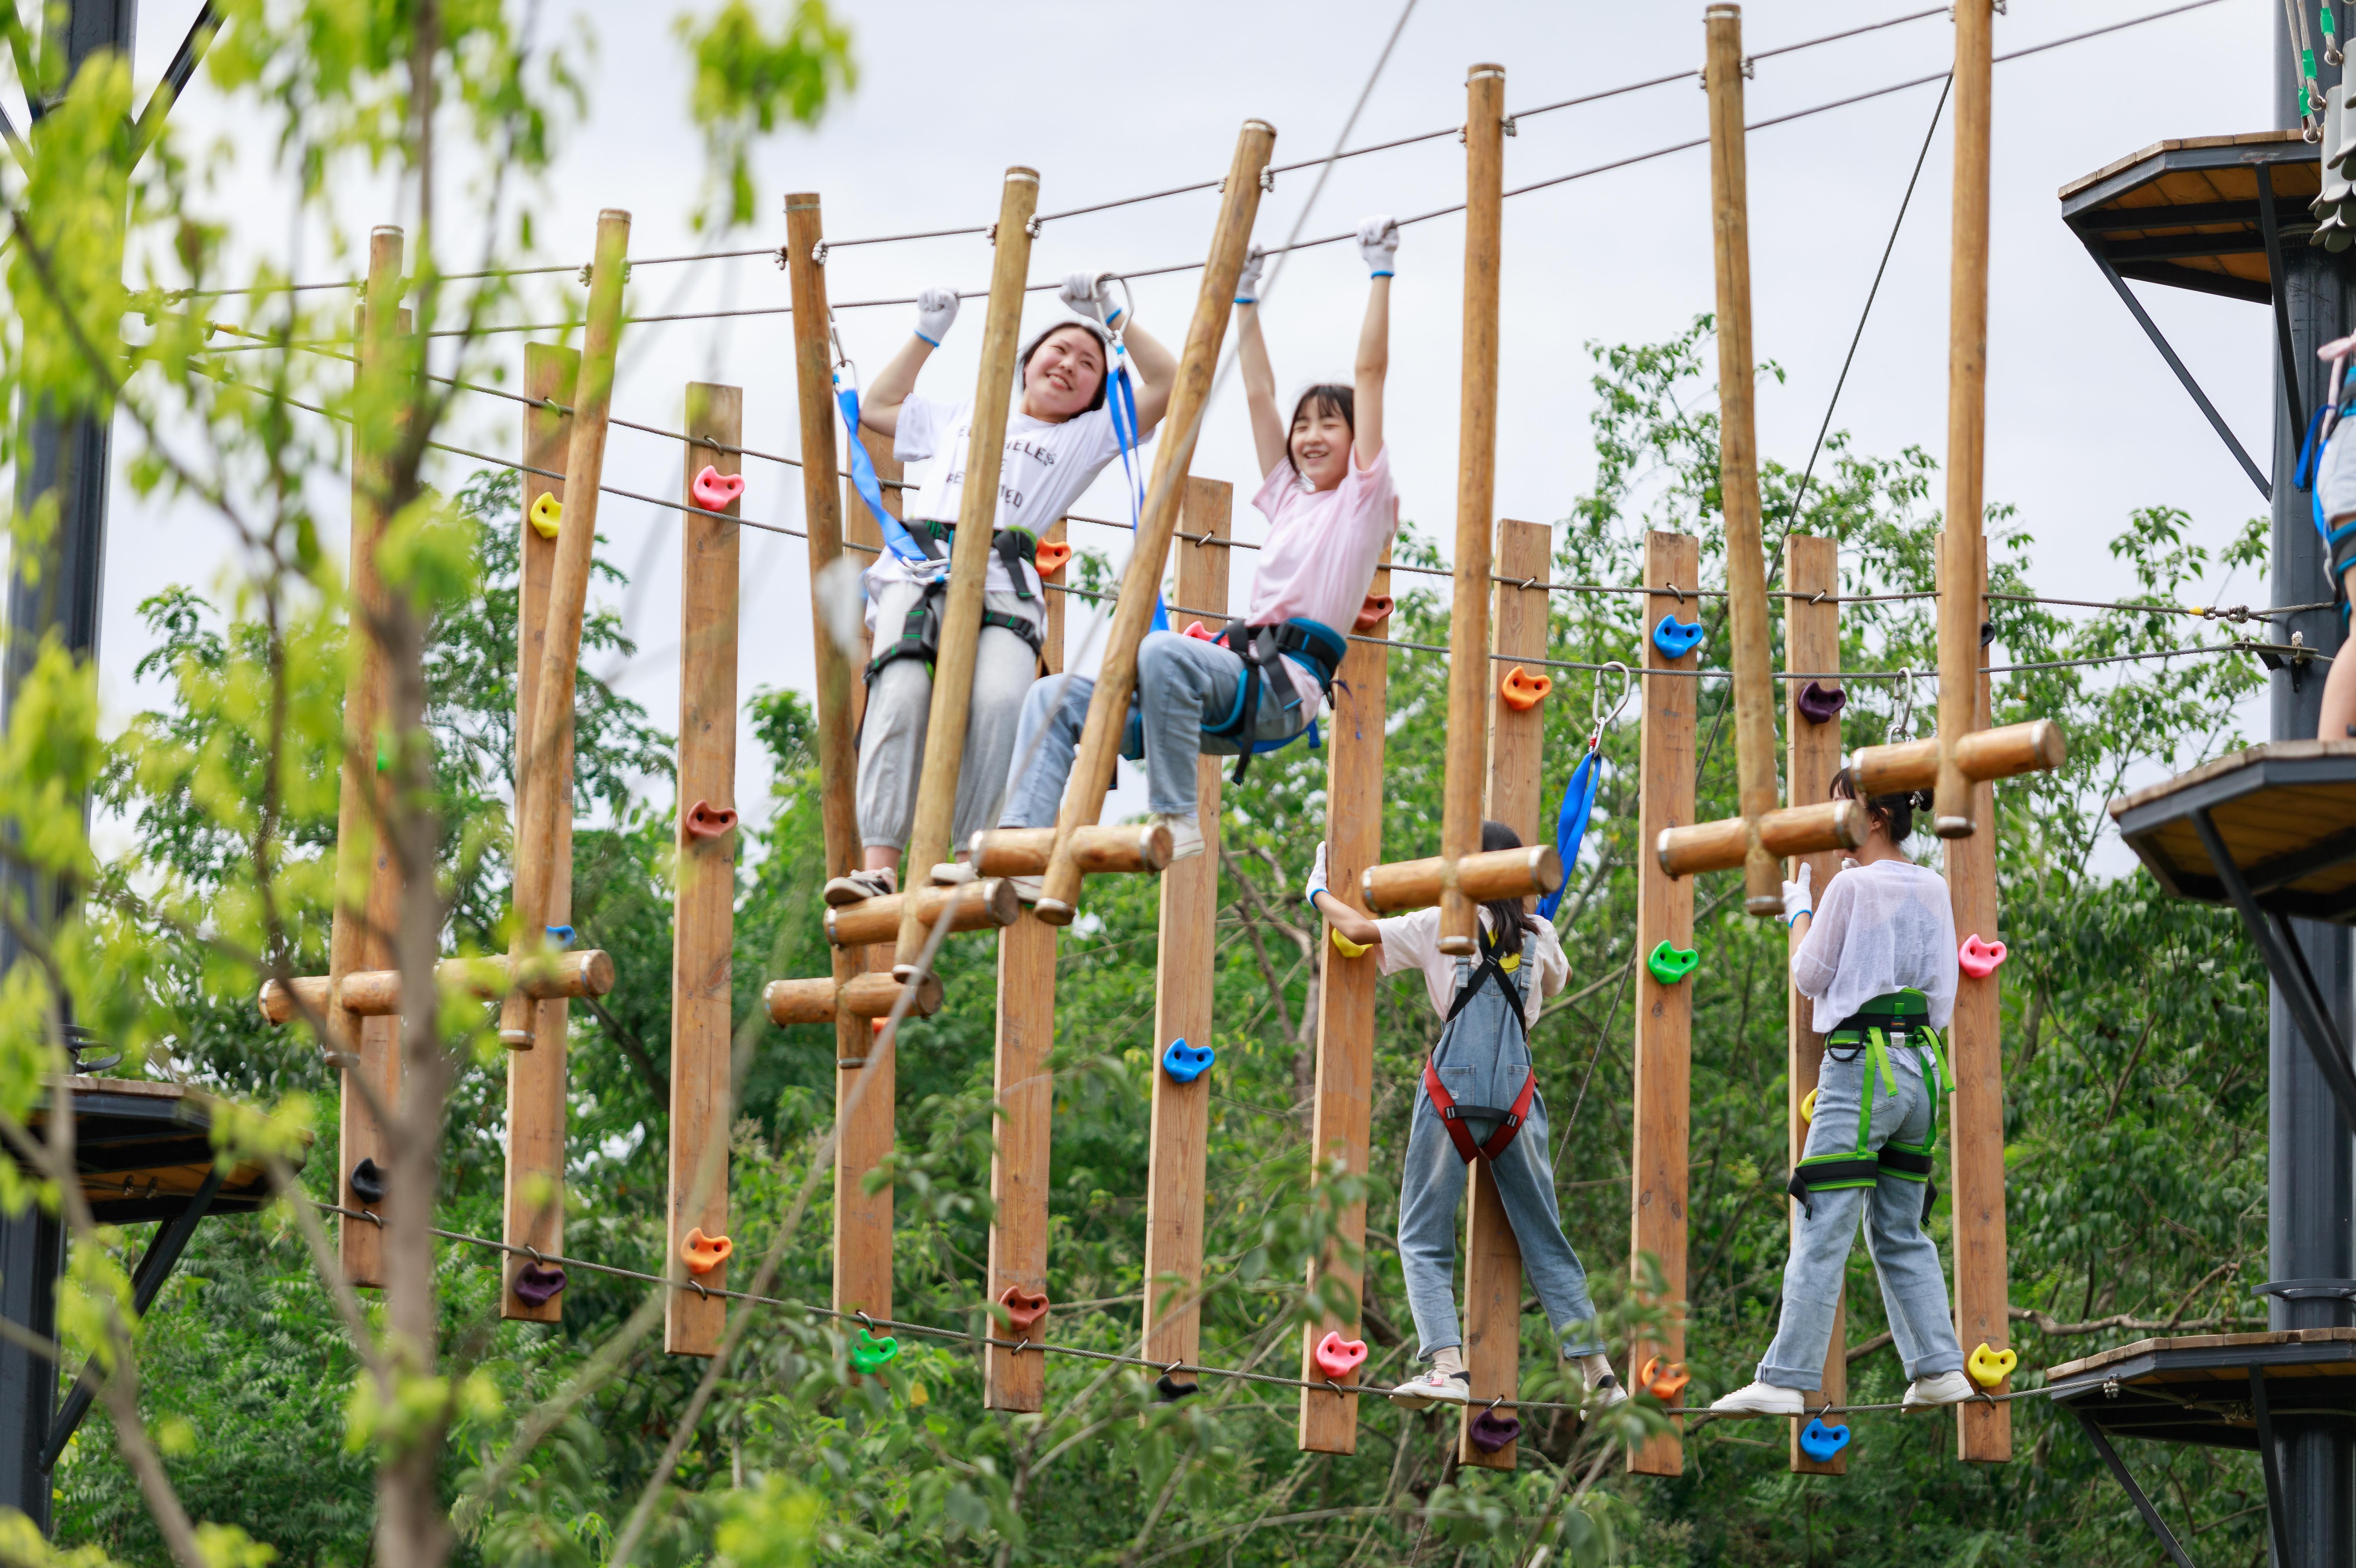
[1421,1057,1539,1164]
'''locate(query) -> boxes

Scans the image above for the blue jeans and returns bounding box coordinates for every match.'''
[1757,1045,1965,1388]
[1398,1086,1602,1361]
[999,630,1304,824]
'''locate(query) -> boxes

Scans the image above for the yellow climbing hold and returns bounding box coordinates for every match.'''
[1967,1342,2018,1390]
[1330,926,1370,959]
[529,492,563,539]
[1801,1087,1818,1124]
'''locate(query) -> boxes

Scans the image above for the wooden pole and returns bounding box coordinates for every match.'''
[1783,535,1846,1473]
[1629,531,1699,1477]
[1936,0,1995,838]
[1440,65,1508,957]
[1946,527,2012,1462]
[1032,120,1277,923]
[333,225,406,1286]
[498,209,630,1046]
[894,167,1040,963]
[986,516,1066,1412]
[1703,5,1782,919]
[1142,478,1232,1385]
[666,383,742,1358]
[1459,519,1550,1471]
[503,342,578,1324]
[1297,533,1391,1457]
[783,193,895,1330]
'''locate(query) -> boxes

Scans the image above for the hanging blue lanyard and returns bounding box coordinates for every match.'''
[1537,748,1601,922]
[833,366,929,565]
[1106,342,1169,632]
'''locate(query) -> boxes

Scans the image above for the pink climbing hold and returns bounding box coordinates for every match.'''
[1958,934,2007,978]
[684,799,739,841]
[691,465,745,513]
[1182,620,1219,642]
[1312,1331,1368,1382]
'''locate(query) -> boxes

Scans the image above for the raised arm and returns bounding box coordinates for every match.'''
[857,287,959,438]
[1233,249,1286,477]
[1352,217,1397,469]
[1306,843,1382,955]
[1120,314,1179,433]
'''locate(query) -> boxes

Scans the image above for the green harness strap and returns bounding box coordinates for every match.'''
[1787,990,1944,1219]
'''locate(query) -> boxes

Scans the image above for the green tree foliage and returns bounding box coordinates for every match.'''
[47,312,2284,1565]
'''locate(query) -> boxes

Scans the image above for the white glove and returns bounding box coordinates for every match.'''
[1781,861,1814,926]
[1356,214,1400,277]
[915,287,959,347]
[1234,244,1268,305]
[1305,840,1330,906]
[1059,270,1121,328]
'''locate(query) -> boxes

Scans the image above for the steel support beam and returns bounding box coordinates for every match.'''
[2080,237,2271,501]
[2075,1410,2204,1568]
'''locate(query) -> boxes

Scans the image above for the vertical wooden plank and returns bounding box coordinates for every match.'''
[502,343,579,1323]
[335,226,405,1287]
[1035,123,1274,921]
[1297,530,1393,1456]
[1935,0,1994,834]
[665,383,742,1356]
[1947,529,2012,1461]
[1783,535,1845,1471]
[1459,519,1550,1469]
[986,517,1065,1412]
[1142,479,1232,1378]
[1629,531,1699,1477]
[1703,4,1784,919]
[1441,64,1508,957]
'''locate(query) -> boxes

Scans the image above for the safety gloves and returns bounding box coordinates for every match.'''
[914,286,959,347]
[1234,244,1267,306]
[1304,839,1330,906]
[1059,270,1125,330]
[1357,214,1400,278]
[1780,860,1814,926]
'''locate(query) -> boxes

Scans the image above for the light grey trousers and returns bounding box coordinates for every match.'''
[856,576,1044,852]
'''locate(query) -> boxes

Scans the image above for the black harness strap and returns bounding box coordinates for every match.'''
[1421,925,1537,1165]
[1205,619,1348,783]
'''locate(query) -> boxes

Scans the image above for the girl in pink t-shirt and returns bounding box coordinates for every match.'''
[995,218,1401,878]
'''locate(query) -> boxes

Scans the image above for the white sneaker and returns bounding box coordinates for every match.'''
[1708,1380,1807,1417]
[1390,1368,1471,1411]
[1006,875,1044,904]
[1903,1370,1975,1410]
[1154,813,1204,862]
[823,866,896,906]
[929,861,977,887]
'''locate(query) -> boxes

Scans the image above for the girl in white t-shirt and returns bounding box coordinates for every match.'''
[995,220,1401,886]
[1308,819,1627,1411]
[1712,772,1974,1418]
[822,276,1178,908]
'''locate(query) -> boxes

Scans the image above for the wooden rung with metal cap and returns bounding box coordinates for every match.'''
[968,823,1173,878]
[262,951,615,1025]
[765,971,944,1025]
[1360,845,1561,914]
[826,879,1020,947]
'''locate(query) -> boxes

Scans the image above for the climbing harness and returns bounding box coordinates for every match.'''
[1420,923,1539,1165]
[1785,989,1946,1223]
[1539,661,1631,921]
[862,518,1048,682]
[1201,617,1348,783]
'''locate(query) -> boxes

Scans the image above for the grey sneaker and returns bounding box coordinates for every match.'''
[822,866,896,906]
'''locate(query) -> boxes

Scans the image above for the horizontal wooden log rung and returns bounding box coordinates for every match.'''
[1362,845,1562,914]
[260,950,615,1025]
[765,971,944,1025]
[825,879,1020,948]
[968,823,1172,878]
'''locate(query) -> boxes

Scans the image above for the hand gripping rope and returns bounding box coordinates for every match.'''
[1538,662,1631,921]
[1100,276,1170,634]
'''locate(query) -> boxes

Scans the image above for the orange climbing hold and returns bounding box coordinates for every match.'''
[681,1227,733,1275]
[1034,539,1072,575]
[999,1284,1050,1336]
[1640,1354,1690,1400]
[1354,593,1394,633]
[1499,665,1551,711]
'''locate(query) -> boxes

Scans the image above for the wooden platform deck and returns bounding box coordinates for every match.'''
[2045,1328,2356,1450]
[21,1077,283,1224]
[2059,129,2321,305]
[2109,741,2356,926]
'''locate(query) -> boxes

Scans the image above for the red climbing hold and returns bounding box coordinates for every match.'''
[999,1284,1050,1336]
[682,1227,733,1276]
[691,465,745,513]
[1354,594,1394,633]
[684,799,739,841]
[1312,1331,1368,1382]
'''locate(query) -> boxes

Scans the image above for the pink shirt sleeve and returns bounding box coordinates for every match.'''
[1252,457,1302,525]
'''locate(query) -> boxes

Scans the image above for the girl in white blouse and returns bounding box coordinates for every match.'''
[1711,771,1974,1417]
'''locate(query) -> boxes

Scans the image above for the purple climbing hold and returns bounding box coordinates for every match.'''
[1796,681,1847,726]
[1468,1409,1523,1453]
[512,1262,568,1307]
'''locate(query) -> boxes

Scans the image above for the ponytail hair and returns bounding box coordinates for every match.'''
[1480,819,1545,958]
[1830,767,1929,843]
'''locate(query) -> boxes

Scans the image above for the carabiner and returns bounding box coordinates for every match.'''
[1889,668,1916,745]
[1588,659,1634,749]
[1106,274,1137,354]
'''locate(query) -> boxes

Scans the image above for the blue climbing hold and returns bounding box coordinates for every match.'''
[546,925,575,946]
[1652,615,1706,660]
[1162,1038,1215,1084]
[1799,1416,1851,1461]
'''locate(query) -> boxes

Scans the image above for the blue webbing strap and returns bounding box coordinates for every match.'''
[1107,350,1169,633]
[1536,748,1601,922]
[834,374,928,565]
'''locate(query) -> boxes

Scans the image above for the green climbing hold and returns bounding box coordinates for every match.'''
[1647,940,1700,986]
[849,1327,899,1374]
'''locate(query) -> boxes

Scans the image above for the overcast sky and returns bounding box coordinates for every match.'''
[91,0,2288,844]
